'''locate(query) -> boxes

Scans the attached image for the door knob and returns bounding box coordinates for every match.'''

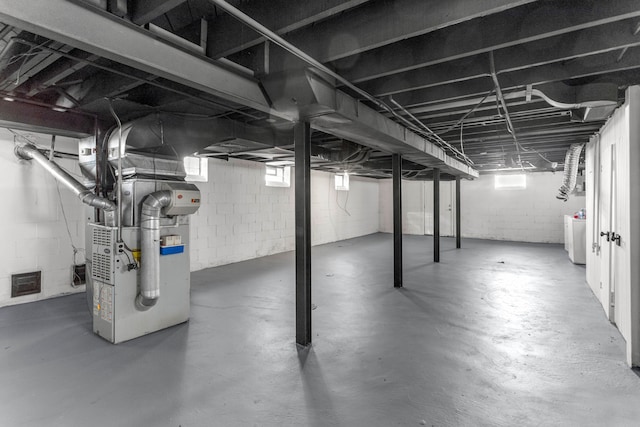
[612,232,622,246]
[600,231,611,241]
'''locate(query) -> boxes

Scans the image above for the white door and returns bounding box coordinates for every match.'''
[599,143,616,322]
[440,181,454,237]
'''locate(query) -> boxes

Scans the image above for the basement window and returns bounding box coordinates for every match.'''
[495,174,526,190]
[265,165,291,187]
[335,172,350,191]
[184,156,208,182]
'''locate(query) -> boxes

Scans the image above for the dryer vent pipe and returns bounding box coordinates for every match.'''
[556,143,585,201]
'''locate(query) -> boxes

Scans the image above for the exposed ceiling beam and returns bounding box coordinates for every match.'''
[0,42,73,92]
[461,131,600,149]
[391,49,640,108]
[497,47,640,87]
[357,18,640,97]
[362,55,490,98]
[130,0,187,25]
[74,70,150,107]
[469,124,603,138]
[332,0,640,83]
[439,115,574,136]
[460,128,583,145]
[207,0,372,58]
[410,95,560,118]
[0,0,283,119]
[428,108,571,132]
[416,99,550,122]
[0,97,94,137]
[231,0,537,73]
[24,52,101,97]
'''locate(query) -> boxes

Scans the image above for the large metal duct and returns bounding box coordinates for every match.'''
[136,190,172,311]
[15,143,117,217]
[106,113,284,160]
[557,143,585,201]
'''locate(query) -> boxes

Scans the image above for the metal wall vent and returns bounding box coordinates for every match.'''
[93,227,112,246]
[92,253,111,282]
[11,271,42,297]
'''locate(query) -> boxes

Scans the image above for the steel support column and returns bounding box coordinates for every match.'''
[433,168,440,263]
[295,121,312,346]
[393,154,403,287]
[456,176,462,249]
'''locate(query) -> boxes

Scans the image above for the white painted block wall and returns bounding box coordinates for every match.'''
[0,128,87,307]
[379,180,456,236]
[378,180,427,235]
[459,173,584,243]
[379,172,584,244]
[0,133,380,306]
[188,157,380,271]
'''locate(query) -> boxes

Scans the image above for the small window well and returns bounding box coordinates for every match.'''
[335,172,349,191]
[184,156,208,182]
[265,165,291,187]
[495,174,526,190]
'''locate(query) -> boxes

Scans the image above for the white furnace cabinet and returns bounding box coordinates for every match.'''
[90,223,191,343]
[585,86,640,367]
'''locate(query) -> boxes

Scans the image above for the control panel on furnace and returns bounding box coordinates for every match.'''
[164,189,201,216]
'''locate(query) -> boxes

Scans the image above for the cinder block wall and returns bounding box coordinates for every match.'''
[189,157,380,271]
[461,173,584,243]
[0,129,87,307]
[379,172,585,244]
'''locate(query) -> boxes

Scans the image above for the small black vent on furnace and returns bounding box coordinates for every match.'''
[11,271,42,297]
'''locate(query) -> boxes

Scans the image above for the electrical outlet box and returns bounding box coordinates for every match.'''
[73,264,86,286]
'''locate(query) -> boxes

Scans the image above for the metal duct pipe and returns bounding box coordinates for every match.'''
[107,100,124,242]
[557,143,585,201]
[15,144,117,214]
[136,190,172,311]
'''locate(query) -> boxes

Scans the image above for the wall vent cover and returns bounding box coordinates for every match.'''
[11,271,42,297]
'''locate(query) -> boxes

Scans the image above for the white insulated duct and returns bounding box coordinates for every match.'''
[15,144,117,215]
[136,190,172,311]
[556,143,585,201]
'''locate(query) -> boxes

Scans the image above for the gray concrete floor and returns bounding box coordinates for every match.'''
[1,233,640,427]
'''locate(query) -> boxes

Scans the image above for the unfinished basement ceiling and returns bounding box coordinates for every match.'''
[1,0,640,177]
